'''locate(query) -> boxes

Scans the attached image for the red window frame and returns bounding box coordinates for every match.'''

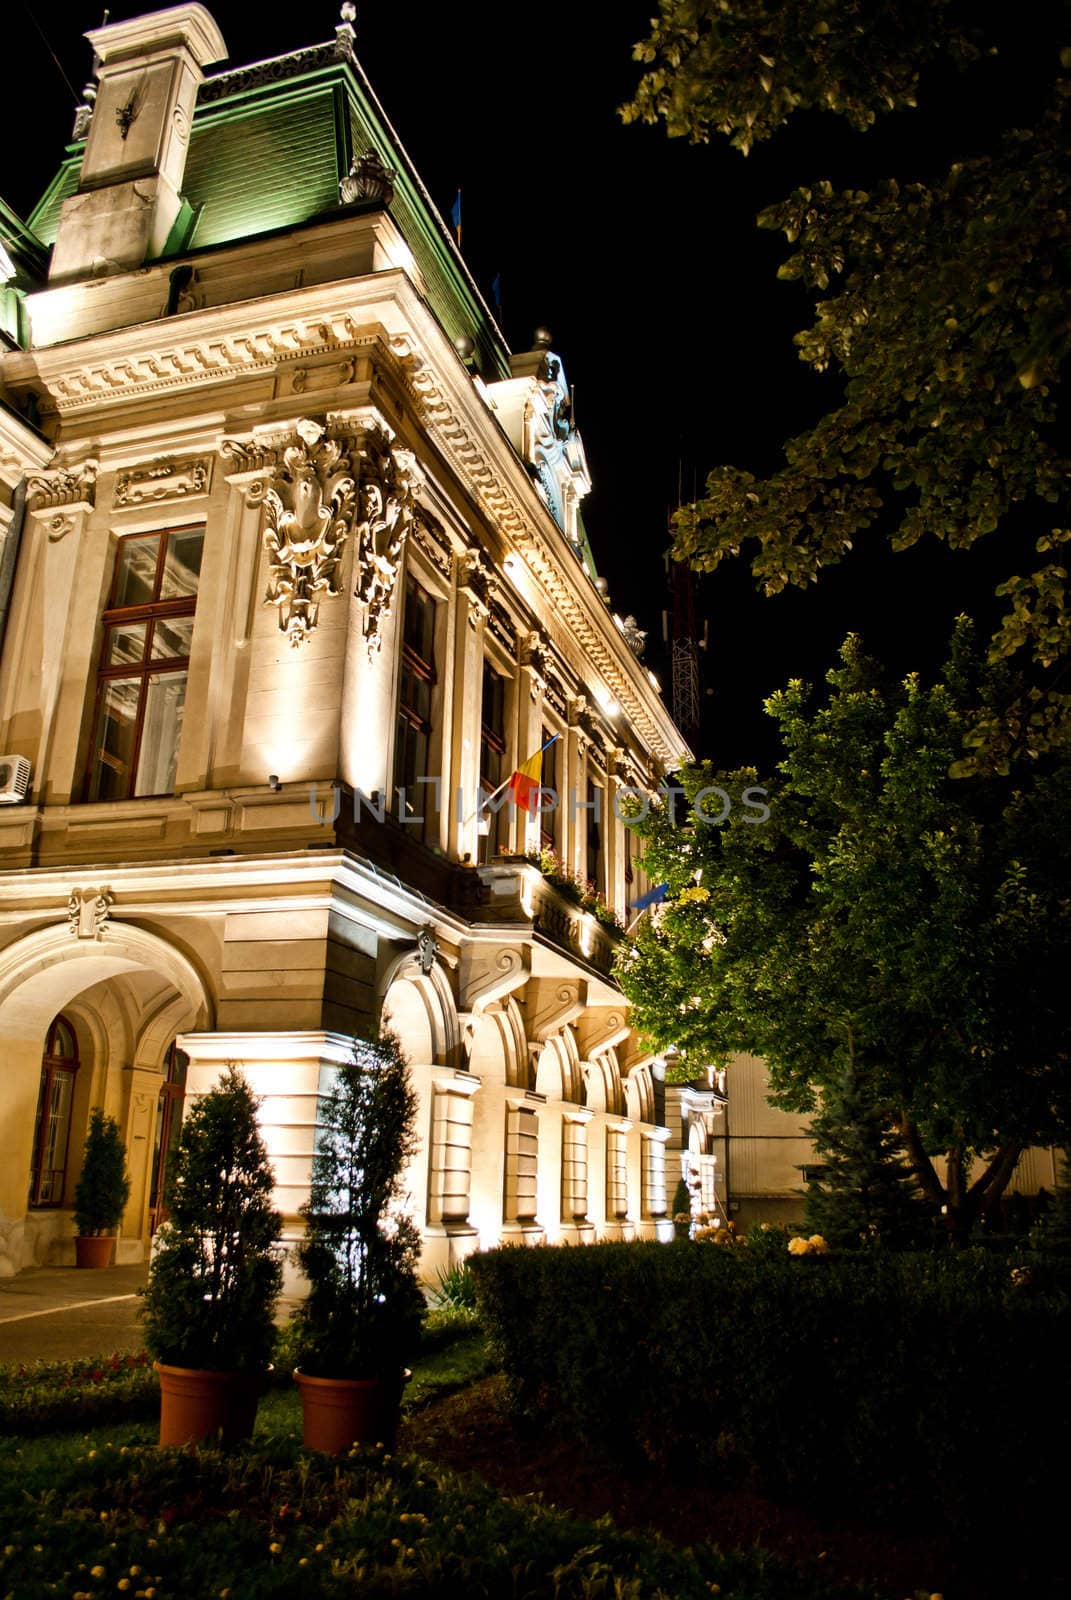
[29,1015,79,1209]
[84,526,202,802]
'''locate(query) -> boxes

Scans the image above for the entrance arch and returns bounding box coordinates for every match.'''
[0,920,212,1274]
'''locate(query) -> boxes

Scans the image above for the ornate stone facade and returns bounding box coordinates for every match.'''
[0,4,693,1280]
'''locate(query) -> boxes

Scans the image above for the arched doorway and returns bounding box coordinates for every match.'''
[0,920,212,1272]
[28,1015,79,1209]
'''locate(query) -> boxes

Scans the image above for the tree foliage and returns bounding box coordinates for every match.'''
[290,1033,425,1381]
[616,625,1071,1240]
[803,1065,931,1248]
[140,1066,283,1372]
[623,1,1071,766]
[73,1107,130,1237]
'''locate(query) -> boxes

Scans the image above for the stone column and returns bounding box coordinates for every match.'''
[119,1064,161,1258]
[177,1028,356,1299]
[449,576,488,863]
[638,1126,674,1241]
[560,1106,596,1244]
[0,468,97,802]
[204,454,273,786]
[501,1090,545,1243]
[603,1117,634,1240]
[424,1067,480,1274]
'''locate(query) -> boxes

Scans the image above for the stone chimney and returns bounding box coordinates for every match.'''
[50,4,227,283]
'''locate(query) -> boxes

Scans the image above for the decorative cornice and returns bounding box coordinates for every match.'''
[386,333,685,768]
[198,35,355,105]
[27,460,98,512]
[5,270,686,766]
[29,320,389,415]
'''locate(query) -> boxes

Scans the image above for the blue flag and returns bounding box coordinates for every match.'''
[630,882,669,911]
[491,271,502,311]
[450,189,462,242]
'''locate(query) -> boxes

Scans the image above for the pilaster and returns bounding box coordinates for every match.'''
[119,1064,162,1254]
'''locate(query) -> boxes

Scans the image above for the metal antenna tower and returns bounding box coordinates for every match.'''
[668,554,701,740]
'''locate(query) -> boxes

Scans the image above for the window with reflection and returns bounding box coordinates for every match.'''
[29,1015,79,1208]
[539,723,559,852]
[586,777,603,890]
[393,577,438,844]
[478,662,506,862]
[86,526,204,801]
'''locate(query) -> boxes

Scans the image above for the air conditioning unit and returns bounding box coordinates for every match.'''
[0,755,31,804]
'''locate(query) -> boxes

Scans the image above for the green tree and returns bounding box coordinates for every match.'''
[290,1033,424,1381]
[141,1066,282,1372]
[616,624,1071,1243]
[623,1,1071,767]
[803,1064,932,1248]
[1031,1151,1071,1252]
[73,1107,130,1237]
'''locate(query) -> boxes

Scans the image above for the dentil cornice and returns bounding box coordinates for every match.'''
[1,273,688,768]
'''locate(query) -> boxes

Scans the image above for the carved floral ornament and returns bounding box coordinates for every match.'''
[27,460,98,513]
[221,420,419,649]
[352,427,420,656]
[68,887,113,941]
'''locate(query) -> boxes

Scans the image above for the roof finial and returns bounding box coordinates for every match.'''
[336,3,356,59]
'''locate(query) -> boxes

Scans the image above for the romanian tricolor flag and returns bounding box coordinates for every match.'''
[509,736,556,813]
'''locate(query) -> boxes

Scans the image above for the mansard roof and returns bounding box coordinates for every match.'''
[29,27,508,379]
[0,196,47,347]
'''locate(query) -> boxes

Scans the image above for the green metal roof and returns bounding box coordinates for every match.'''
[0,195,47,347]
[183,81,342,248]
[29,37,508,378]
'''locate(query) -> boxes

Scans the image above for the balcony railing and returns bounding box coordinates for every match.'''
[475,857,623,976]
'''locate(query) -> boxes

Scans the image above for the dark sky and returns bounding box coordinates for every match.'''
[3,1,1053,768]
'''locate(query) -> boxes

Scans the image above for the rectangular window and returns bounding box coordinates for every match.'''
[539,724,559,852]
[585,777,603,890]
[479,662,506,862]
[86,527,203,801]
[393,577,437,844]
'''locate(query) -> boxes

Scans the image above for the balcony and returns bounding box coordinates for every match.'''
[475,857,623,977]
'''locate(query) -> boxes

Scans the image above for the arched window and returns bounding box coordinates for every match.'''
[29,1016,79,1207]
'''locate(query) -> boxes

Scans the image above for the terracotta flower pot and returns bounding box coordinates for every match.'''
[75,1235,115,1268]
[154,1361,270,1448]
[294,1368,408,1455]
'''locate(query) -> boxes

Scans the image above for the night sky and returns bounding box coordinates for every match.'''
[3,1,1052,768]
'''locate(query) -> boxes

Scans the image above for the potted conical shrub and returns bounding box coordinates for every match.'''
[140,1066,282,1447]
[73,1107,131,1268]
[290,1032,425,1454]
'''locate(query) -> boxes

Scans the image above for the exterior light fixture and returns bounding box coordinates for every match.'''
[268,774,281,792]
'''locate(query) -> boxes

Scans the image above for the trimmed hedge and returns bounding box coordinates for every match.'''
[470,1241,1071,1530]
[0,1352,157,1434]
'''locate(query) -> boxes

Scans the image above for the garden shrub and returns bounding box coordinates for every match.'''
[0,1431,870,1600]
[469,1241,1071,1531]
[0,1352,156,1434]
